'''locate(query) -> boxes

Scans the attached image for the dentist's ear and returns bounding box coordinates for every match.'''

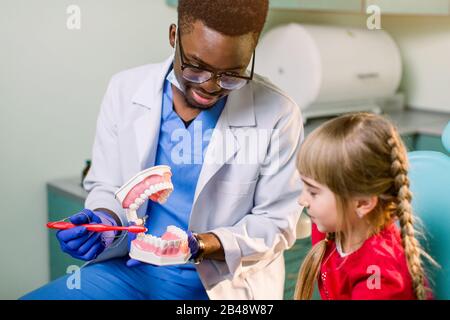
[354,196,378,218]
[169,24,177,49]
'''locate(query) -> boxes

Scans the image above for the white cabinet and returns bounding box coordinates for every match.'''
[166,0,450,16]
[273,0,361,12]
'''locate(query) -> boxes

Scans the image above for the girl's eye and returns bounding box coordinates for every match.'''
[309,190,317,197]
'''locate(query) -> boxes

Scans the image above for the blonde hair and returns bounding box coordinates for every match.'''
[294,112,435,300]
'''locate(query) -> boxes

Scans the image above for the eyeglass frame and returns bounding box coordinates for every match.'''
[176,26,256,88]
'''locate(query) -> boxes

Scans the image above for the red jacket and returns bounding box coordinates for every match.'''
[311,223,419,300]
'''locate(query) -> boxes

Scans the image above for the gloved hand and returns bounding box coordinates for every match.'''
[187,231,201,261]
[56,208,117,261]
[126,228,200,267]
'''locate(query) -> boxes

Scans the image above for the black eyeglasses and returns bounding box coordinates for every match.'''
[176,27,255,91]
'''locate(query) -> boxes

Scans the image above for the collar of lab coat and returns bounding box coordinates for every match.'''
[129,55,256,206]
[131,55,256,128]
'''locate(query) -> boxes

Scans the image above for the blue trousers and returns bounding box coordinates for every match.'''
[20,257,209,300]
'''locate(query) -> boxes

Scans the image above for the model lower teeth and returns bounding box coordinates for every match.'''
[129,226,192,265]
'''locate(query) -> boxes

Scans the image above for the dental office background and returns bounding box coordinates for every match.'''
[1,0,450,299]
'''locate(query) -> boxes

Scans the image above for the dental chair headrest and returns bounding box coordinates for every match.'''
[442,121,450,153]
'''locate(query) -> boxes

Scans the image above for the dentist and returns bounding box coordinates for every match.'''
[22,0,303,300]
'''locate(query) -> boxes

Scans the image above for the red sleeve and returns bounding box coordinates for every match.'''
[311,223,326,245]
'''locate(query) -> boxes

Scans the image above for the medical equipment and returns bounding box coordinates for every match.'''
[114,165,174,226]
[115,165,193,266]
[129,225,192,266]
[408,121,450,299]
[256,24,404,123]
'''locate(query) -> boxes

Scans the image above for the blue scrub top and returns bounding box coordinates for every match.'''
[143,67,226,287]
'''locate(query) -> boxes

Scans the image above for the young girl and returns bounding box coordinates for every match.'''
[295,112,436,300]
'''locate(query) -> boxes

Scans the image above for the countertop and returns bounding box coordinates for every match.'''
[304,108,450,136]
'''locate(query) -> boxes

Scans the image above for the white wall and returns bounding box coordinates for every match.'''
[265,10,450,113]
[1,0,450,300]
[0,0,176,299]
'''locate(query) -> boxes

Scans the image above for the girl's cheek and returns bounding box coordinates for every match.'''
[315,199,338,232]
[325,212,339,232]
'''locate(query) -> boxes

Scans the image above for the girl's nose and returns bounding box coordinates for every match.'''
[299,200,310,208]
[298,193,310,208]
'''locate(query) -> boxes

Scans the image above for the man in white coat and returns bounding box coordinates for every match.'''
[22,0,303,300]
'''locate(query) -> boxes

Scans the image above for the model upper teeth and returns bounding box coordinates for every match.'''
[167,226,187,240]
[129,182,173,209]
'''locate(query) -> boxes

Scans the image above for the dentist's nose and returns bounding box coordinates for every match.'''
[200,77,222,94]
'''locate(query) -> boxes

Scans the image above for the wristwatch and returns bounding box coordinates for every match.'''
[192,233,206,264]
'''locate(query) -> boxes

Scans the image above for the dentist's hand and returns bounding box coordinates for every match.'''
[56,209,117,261]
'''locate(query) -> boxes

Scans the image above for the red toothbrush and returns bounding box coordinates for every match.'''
[47,221,147,234]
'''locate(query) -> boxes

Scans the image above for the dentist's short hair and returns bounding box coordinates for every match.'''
[177,0,269,43]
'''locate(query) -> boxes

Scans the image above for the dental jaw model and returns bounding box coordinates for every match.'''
[115,165,174,226]
[130,226,191,266]
[115,165,192,265]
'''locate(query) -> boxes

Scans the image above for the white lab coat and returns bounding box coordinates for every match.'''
[83,56,304,299]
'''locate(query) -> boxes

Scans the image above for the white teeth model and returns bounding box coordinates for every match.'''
[132,183,175,206]
[168,226,186,240]
[129,225,192,266]
[114,166,188,264]
[114,165,174,225]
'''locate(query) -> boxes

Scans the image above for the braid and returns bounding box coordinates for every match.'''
[387,134,427,300]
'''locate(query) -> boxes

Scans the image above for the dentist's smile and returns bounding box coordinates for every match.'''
[191,89,219,106]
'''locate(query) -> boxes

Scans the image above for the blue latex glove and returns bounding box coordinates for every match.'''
[187,231,200,260]
[126,228,200,267]
[56,209,116,261]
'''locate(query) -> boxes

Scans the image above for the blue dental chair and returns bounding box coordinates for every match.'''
[408,121,450,299]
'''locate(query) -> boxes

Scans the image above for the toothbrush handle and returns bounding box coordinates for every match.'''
[47,222,147,234]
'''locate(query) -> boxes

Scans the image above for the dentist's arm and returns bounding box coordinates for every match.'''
[83,75,130,261]
[94,207,122,227]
